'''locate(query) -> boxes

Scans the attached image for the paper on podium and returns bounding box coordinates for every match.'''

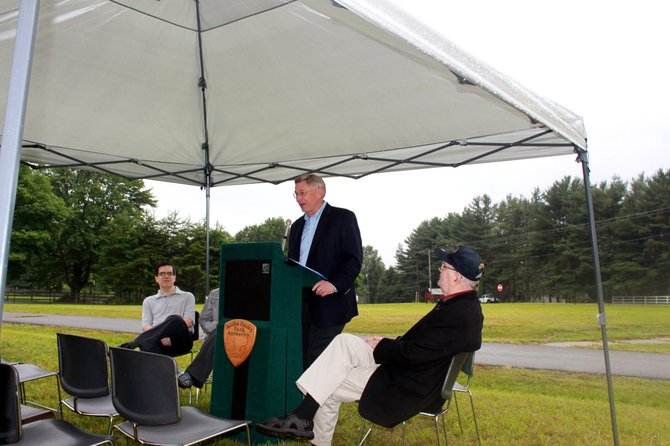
[285,257,328,281]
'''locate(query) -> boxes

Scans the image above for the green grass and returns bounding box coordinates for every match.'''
[348,303,670,354]
[2,302,670,445]
[6,301,670,353]
[4,303,144,319]
[2,323,670,445]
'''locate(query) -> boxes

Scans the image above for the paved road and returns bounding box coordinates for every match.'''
[3,311,670,380]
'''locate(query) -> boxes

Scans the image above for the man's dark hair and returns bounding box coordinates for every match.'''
[154,261,176,276]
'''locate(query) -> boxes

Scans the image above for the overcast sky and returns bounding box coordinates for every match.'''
[147,0,670,266]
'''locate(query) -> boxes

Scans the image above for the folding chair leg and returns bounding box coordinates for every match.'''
[358,419,406,446]
[243,424,251,446]
[467,392,482,446]
[107,415,115,436]
[437,413,449,446]
[433,415,441,446]
[357,419,372,446]
[453,393,464,434]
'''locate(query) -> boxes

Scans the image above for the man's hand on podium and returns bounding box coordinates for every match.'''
[312,280,336,297]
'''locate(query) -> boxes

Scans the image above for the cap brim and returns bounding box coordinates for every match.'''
[433,247,449,261]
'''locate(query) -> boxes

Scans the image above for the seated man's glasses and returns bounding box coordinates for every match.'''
[439,262,456,272]
[157,272,174,277]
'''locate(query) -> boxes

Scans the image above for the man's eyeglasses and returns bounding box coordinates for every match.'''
[157,272,174,277]
[439,262,457,272]
[293,189,313,198]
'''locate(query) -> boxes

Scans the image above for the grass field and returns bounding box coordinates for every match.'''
[6,302,670,353]
[1,302,670,445]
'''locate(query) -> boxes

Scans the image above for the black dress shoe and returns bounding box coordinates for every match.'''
[177,371,193,389]
[255,412,314,440]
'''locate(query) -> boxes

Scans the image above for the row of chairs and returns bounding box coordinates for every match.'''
[1,333,251,445]
[5,333,480,445]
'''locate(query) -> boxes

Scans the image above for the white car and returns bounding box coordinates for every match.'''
[479,294,500,303]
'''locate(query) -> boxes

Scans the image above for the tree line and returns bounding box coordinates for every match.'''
[361,169,669,303]
[8,166,669,304]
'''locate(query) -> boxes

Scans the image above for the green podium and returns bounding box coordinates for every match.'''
[209,242,321,440]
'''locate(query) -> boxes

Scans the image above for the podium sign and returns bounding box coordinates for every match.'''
[209,242,321,441]
[223,319,257,367]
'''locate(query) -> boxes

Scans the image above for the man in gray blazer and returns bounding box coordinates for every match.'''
[178,288,218,389]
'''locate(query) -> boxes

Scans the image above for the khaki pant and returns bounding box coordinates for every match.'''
[296,333,379,446]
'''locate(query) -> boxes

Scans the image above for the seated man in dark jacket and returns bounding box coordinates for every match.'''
[256,245,485,445]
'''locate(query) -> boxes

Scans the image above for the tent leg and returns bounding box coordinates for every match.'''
[205,179,211,294]
[196,0,212,297]
[578,149,620,446]
[0,0,41,331]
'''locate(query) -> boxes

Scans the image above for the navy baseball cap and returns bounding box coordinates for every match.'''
[434,245,485,281]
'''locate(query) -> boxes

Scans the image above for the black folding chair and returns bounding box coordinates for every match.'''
[0,363,114,445]
[358,352,470,446]
[4,359,61,416]
[109,346,251,445]
[57,333,119,434]
[1,357,56,425]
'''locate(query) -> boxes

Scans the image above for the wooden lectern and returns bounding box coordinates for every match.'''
[209,242,322,442]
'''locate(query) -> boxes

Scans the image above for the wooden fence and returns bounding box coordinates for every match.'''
[611,295,670,304]
[2,288,111,304]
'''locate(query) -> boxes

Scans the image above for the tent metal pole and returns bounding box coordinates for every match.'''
[205,179,211,295]
[195,0,212,296]
[578,148,619,446]
[0,0,40,333]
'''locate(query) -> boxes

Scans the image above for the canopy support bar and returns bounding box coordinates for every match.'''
[578,148,619,446]
[0,0,40,333]
[195,0,213,294]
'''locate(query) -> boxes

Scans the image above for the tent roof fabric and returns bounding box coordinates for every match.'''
[0,0,586,187]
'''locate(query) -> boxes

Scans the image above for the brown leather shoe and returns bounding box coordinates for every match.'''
[255,412,314,440]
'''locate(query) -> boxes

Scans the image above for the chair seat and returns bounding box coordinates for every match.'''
[63,395,119,417]
[114,406,250,446]
[12,362,60,414]
[21,418,114,446]
[453,381,467,392]
[13,363,59,383]
[20,404,55,424]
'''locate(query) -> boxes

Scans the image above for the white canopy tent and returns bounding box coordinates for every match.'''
[0,1,616,443]
[0,0,586,185]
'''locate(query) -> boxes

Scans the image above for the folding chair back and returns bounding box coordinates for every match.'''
[441,351,469,400]
[0,363,22,443]
[57,333,109,398]
[109,346,180,426]
[461,351,475,385]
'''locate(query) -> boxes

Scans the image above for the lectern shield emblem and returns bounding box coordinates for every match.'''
[223,319,257,367]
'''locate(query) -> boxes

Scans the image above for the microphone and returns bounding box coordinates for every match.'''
[281,219,292,251]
